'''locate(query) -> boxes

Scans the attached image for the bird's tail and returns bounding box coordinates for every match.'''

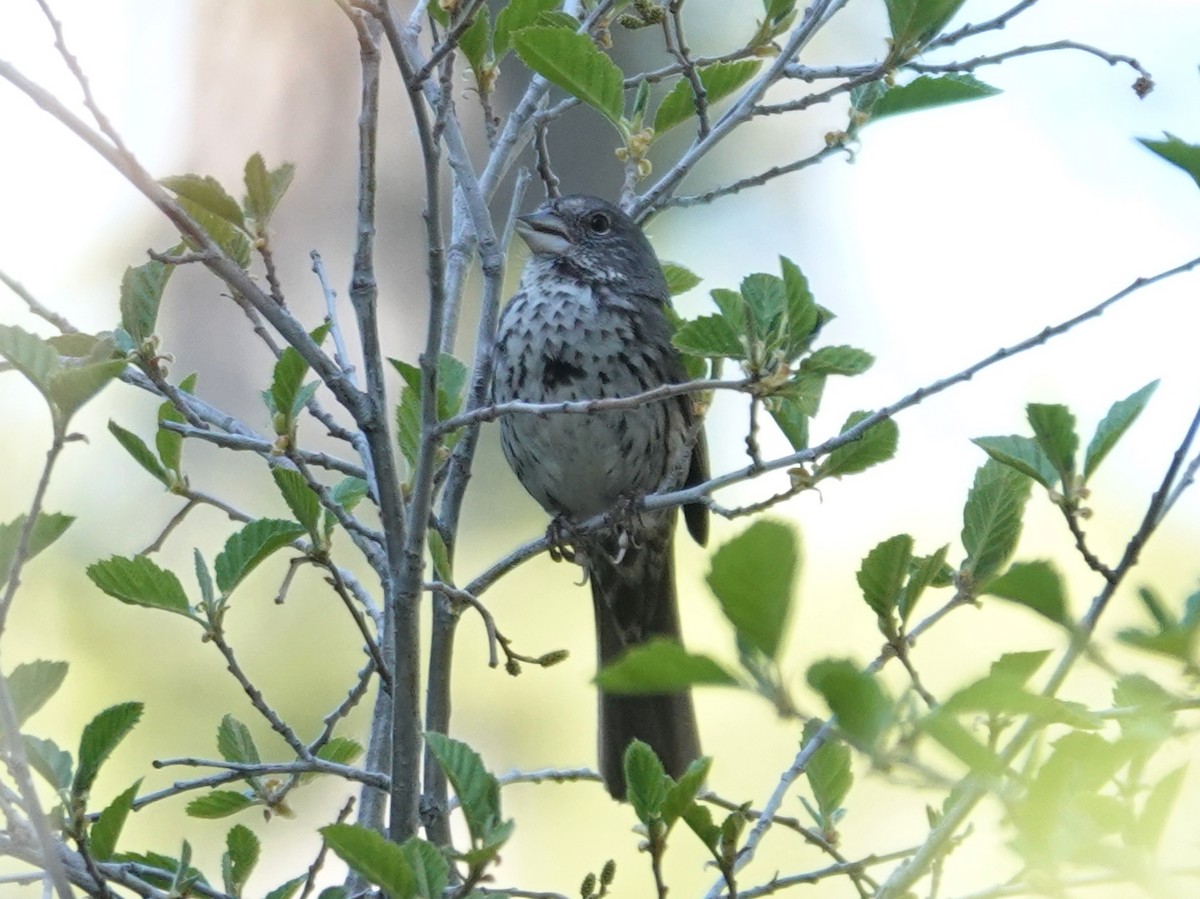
[589,533,700,799]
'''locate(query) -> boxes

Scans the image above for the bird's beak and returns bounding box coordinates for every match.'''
[515,209,571,256]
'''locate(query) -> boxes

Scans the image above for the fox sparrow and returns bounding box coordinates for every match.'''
[491,194,708,798]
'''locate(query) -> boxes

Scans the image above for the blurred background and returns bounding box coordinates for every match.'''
[2,1,1199,896]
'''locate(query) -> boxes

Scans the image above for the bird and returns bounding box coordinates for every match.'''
[491,194,709,799]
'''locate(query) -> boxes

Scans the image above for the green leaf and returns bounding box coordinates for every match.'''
[272,468,322,538]
[243,154,295,229]
[195,549,215,611]
[512,27,625,127]
[886,0,966,51]
[162,174,246,230]
[74,701,144,798]
[960,459,1031,585]
[766,395,810,452]
[1135,765,1187,851]
[1139,133,1200,190]
[624,740,669,826]
[214,518,306,596]
[596,639,739,693]
[109,421,171,486]
[856,534,913,621]
[48,357,127,423]
[0,323,60,396]
[157,372,196,476]
[8,659,69,726]
[87,555,193,617]
[984,560,1068,626]
[806,660,892,751]
[494,0,561,60]
[217,715,262,765]
[661,757,712,827]
[921,710,1004,775]
[0,511,74,583]
[816,411,899,479]
[268,346,313,424]
[119,255,176,343]
[186,791,254,819]
[316,736,364,767]
[899,543,950,623]
[424,732,503,845]
[176,195,252,268]
[707,520,798,659]
[710,287,747,333]
[971,434,1057,489]
[779,256,821,356]
[653,60,762,135]
[264,877,306,899]
[90,779,141,860]
[1026,403,1077,485]
[223,823,260,896]
[24,735,73,790]
[803,720,851,822]
[1084,380,1158,481]
[869,74,1000,121]
[941,656,1099,729]
[672,313,745,358]
[800,345,874,376]
[322,823,416,899]
[682,801,721,851]
[399,838,450,899]
[458,5,492,78]
[662,262,702,296]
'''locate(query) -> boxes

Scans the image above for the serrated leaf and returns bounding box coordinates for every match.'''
[682,801,720,850]
[767,395,810,452]
[74,701,143,798]
[1084,380,1158,481]
[48,357,126,422]
[512,27,625,127]
[458,5,492,78]
[494,0,561,60]
[157,372,196,476]
[24,735,73,790]
[710,287,747,333]
[317,736,364,766]
[186,791,254,819]
[425,732,503,845]
[162,174,246,230]
[272,467,322,538]
[596,639,738,693]
[0,511,74,583]
[707,520,798,659]
[817,411,899,479]
[264,877,306,899]
[1026,403,1077,485]
[1139,133,1200,190]
[921,710,1005,775]
[624,740,669,826]
[87,555,193,617]
[886,0,965,51]
[869,73,1000,121]
[856,534,913,621]
[217,715,262,765]
[177,196,252,269]
[653,59,762,134]
[801,345,874,376]
[0,323,60,395]
[662,262,701,296]
[243,154,295,229]
[214,518,306,596]
[961,459,1031,585]
[109,421,171,486]
[400,838,450,899]
[900,543,949,623]
[661,757,711,827]
[803,720,851,821]
[740,272,787,345]
[779,256,820,355]
[322,823,415,898]
[971,434,1057,489]
[224,823,260,896]
[90,779,141,860]
[807,660,892,750]
[8,660,69,726]
[119,256,176,343]
[672,313,745,358]
[984,560,1068,626]
[941,666,1099,729]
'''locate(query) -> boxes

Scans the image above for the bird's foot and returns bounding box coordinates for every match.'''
[545,514,579,564]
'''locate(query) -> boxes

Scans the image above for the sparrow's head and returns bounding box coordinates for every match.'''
[515,195,669,299]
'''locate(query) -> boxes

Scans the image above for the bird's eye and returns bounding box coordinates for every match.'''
[587,212,611,234]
